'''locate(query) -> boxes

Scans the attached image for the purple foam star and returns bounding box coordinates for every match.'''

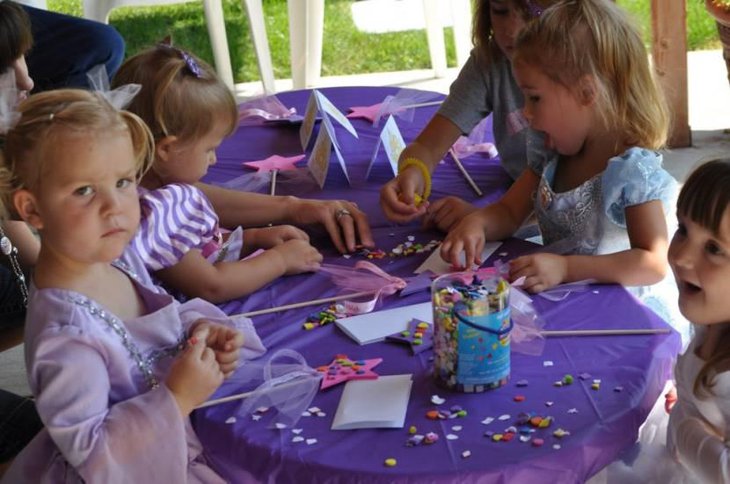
[386,318,433,355]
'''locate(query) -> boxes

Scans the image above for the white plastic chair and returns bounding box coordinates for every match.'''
[81,0,277,93]
[291,0,473,89]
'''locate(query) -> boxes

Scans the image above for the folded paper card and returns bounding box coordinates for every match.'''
[365,115,405,179]
[301,90,358,188]
[414,241,502,275]
[331,374,413,430]
[335,302,432,345]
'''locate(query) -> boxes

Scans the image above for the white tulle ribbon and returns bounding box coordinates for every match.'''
[86,64,141,110]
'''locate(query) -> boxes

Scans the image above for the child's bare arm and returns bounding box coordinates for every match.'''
[441,169,539,268]
[511,201,669,292]
[380,115,462,222]
[155,240,322,303]
[242,225,309,256]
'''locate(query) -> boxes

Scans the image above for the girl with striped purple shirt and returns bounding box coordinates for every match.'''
[115,44,328,303]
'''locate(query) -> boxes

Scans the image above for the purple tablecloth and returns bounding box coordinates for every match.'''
[194,87,681,483]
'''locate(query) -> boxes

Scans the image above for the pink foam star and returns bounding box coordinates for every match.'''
[242,154,305,173]
[346,103,384,123]
[316,354,382,390]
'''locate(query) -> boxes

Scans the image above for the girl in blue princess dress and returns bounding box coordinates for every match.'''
[440,0,685,338]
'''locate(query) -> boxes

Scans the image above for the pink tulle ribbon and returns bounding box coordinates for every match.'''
[238,94,301,125]
[319,261,406,314]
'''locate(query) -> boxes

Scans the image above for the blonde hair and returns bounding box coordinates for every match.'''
[513,0,669,149]
[472,0,560,66]
[112,43,238,146]
[0,89,154,217]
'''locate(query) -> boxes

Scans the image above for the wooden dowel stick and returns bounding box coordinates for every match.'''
[196,378,318,409]
[540,328,671,337]
[235,290,377,318]
[399,100,443,109]
[449,149,482,197]
[270,169,278,196]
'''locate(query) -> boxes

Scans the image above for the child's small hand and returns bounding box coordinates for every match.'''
[509,253,567,293]
[422,196,476,233]
[270,239,322,275]
[380,166,429,223]
[440,211,489,269]
[190,320,244,377]
[166,327,224,415]
[245,225,309,250]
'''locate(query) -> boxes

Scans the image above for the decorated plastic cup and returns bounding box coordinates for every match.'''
[431,271,511,392]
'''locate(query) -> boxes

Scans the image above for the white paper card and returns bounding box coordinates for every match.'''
[307,128,332,189]
[336,301,432,345]
[299,93,319,150]
[331,374,413,430]
[314,90,358,139]
[365,115,404,179]
[331,137,352,185]
[414,241,502,275]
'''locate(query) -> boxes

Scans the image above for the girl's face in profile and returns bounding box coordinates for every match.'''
[669,209,730,326]
[513,59,592,155]
[490,0,527,60]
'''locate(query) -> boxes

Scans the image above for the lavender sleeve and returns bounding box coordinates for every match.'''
[29,325,189,483]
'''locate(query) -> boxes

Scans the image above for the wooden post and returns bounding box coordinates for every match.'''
[651,0,691,147]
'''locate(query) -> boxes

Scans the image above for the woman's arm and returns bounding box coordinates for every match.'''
[196,184,372,253]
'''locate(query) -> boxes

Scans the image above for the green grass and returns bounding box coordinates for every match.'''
[49,0,720,84]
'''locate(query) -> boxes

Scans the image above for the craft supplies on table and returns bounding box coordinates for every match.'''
[432,271,512,392]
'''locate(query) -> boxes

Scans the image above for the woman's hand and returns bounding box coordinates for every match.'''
[288,199,373,253]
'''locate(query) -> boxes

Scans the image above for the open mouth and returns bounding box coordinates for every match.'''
[678,280,701,295]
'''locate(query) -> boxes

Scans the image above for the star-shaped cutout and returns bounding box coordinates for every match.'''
[386,318,433,355]
[399,271,436,297]
[242,154,305,173]
[346,103,384,123]
[316,354,382,390]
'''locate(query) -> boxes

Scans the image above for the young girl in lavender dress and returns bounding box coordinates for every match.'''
[0,89,265,483]
[440,0,686,339]
[112,43,326,303]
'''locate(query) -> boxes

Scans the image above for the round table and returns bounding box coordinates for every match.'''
[194,86,680,483]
